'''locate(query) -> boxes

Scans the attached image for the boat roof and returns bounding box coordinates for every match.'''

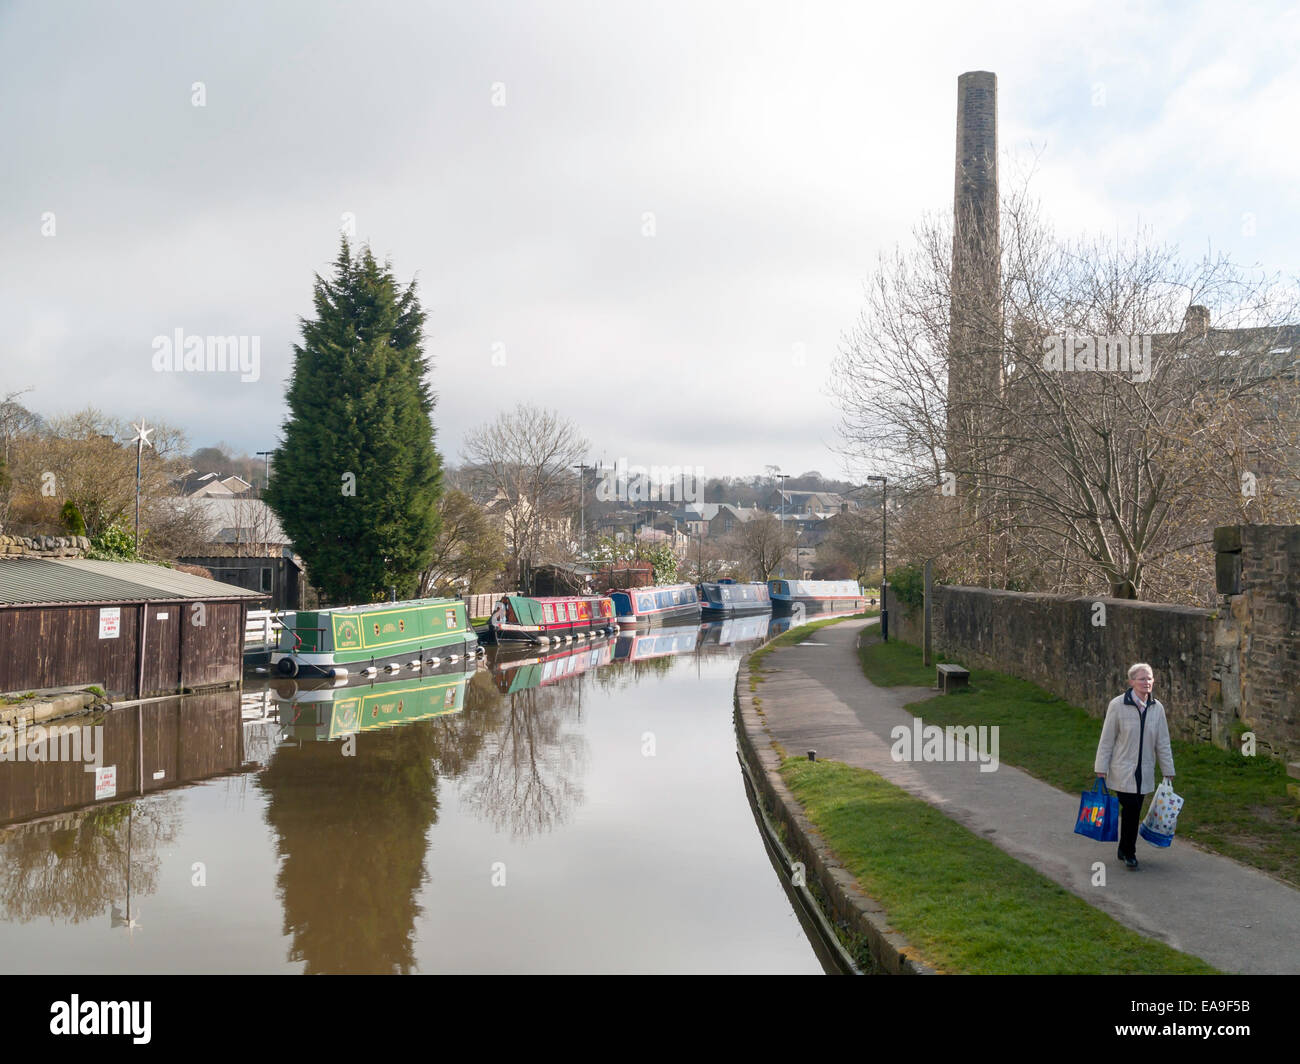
[300,597,461,615]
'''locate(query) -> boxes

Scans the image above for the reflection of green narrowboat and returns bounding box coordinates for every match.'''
[273,671,472,741]
[272,598,480,679]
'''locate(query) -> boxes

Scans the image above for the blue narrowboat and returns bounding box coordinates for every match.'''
[698,580,772,616]
[608,583,701,627]
[767,579,866,615]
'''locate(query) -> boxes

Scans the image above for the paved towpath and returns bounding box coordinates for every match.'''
[753,617,1300,974]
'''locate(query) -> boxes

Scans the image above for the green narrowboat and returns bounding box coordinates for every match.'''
[273,671,472,741]
[272,597,481,679]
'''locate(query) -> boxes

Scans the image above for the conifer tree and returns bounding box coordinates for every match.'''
[267,240,442,603]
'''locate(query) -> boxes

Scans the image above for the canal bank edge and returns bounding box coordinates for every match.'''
[733,654,937,975]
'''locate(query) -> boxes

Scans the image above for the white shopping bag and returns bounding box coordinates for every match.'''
[1139,777,1183,847]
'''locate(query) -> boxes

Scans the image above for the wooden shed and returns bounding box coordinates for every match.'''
[0,558,265,700]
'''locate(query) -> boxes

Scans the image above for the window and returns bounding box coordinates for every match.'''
[544,605,554,623]
[260,567,273,593]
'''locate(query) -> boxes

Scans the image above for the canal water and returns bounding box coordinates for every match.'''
[0,618,826,974]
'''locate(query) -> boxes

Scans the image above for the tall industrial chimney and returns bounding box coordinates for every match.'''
[947,71,1003,483]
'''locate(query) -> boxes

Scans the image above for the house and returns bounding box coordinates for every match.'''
[178,498,309,610]
[0,557,264,699]
[707,505,761,537]
[175,471,255,498]
[764,489,854,519]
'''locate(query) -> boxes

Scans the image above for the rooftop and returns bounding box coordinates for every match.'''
[0,557,266,607]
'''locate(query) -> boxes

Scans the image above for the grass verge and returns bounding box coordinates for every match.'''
[780,757,1218,973]
[750,610,879,673]
[858,635,1300,888]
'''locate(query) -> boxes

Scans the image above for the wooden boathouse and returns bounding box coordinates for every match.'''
[0,557,265,700]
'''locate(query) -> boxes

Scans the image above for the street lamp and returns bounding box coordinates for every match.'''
[775,470,788,576]
[255,450,274,495]
[866,475,888,640]
[572,462,588,556]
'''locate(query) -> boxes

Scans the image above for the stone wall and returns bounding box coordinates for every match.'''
[0,534,90,558]
[883,524,1300,759]
[885,584,1216,742]
[1214,525,1300,760]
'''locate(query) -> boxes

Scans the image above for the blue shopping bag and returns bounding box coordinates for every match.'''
[1074,778,1119,842]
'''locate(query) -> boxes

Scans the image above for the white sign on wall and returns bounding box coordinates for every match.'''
[98,607,121,639]
[94,766,117,800]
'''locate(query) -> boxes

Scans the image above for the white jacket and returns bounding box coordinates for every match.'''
[1094,689,1175,794]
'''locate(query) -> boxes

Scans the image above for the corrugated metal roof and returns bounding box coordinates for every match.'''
[0,557,265,606]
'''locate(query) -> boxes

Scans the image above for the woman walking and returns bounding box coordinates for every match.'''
[1094,663,1176,870]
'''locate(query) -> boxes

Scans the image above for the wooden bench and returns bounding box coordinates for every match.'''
[936,663,970,693]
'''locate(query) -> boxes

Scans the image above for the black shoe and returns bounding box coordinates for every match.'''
[1124,855,1140,870]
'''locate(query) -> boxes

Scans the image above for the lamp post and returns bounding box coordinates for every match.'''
[255,450,274,496]
[775,471,788,577]
[865,475,888,640]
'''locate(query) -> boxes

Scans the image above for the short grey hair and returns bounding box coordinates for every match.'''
[1128,662,1154,680]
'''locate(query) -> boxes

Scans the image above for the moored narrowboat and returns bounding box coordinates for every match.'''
[489,594,616,644]
[272,598,481,679]
[608,583,701,626]
[698,580,772,616]
[767,579,867,615]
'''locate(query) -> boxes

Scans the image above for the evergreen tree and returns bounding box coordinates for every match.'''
[266,240,442,603]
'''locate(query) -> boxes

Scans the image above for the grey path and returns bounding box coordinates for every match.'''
[757,618,1300,974]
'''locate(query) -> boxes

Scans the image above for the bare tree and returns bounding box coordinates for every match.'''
[833,174,1300,604]
[729,513,796,581]
[461,404,587,594]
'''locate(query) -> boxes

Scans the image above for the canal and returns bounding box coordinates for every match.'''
[0,618,826,974]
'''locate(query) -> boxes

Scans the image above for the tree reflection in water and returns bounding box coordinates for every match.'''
[257,725,441,975]
[457,679,588,840]
[0,796,181,924]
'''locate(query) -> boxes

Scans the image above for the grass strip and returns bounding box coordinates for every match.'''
[750,610,879,672]
[780,757,1219,974]
[858,636,1300,888]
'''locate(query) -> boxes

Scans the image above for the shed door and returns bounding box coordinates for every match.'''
[141,604,181,697]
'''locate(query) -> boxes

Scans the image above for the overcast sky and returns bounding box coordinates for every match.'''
[4,0,1298,483]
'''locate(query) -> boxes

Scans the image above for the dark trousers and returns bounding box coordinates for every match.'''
[1117,791,1144,859]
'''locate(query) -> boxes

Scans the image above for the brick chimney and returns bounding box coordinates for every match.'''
[1182,305,1211,339]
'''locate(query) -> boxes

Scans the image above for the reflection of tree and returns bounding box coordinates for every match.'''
[0,797,182,924]
[459,681,588,839]
[258,725,441,974]
[430,669,504,778]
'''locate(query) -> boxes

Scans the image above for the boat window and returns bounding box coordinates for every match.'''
[543,605,554,623]
[568,602,579,621]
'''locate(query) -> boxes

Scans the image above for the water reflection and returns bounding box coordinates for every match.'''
[0,613,843,973]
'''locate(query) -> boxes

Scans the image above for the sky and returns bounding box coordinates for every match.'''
[3,0,1298,484]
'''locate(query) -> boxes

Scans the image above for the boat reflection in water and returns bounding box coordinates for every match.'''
[612,623,703,663]
[698,613,773,650]
[491,636,614,694]
[270,667,477,742]
[766,604,867,637]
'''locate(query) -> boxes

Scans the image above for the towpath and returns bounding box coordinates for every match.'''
[746,617,1300,974]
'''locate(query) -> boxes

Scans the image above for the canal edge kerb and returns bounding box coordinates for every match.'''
[733,655,937,976]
